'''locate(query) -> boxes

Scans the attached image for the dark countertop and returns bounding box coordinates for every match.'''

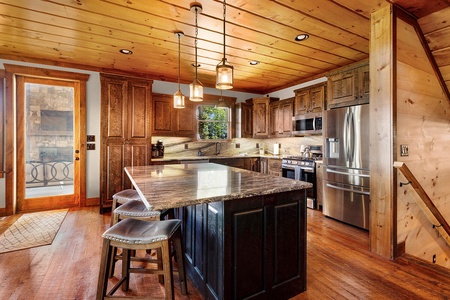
[124,163,312,211]
[151,154,285,163]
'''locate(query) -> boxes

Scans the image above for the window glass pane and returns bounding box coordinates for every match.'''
[197,106,230,140]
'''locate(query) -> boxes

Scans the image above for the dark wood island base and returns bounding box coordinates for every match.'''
[179,190,307,300]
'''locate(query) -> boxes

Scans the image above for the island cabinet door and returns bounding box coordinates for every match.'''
[179,202,224,299]
[224,191,307,300]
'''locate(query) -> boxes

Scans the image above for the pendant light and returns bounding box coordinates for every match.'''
[189,2,204,102]
[215,90,228,108]
[216,0,233,90]
[174,31,185,109]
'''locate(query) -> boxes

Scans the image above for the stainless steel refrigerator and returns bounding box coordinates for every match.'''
[323,104,370,230]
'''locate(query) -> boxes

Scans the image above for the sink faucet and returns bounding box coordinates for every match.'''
[215,142,222,155]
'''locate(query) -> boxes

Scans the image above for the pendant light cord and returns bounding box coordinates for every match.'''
[195,6,199,79]
[177,33,181,90]
[223,0,226,60]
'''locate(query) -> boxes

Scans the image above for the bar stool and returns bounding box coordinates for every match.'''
[109,200,162,278]
[97,218,187,300]
[110,189,142,226]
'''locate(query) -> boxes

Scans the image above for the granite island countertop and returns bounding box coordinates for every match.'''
[125,163,312,211]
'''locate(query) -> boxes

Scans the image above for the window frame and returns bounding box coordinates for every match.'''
[197,104,232,141]
[193,94,237,141]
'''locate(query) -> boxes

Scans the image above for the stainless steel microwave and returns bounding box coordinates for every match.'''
[292,112,322,135]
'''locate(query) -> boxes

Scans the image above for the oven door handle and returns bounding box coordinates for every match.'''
[326,183,370,196]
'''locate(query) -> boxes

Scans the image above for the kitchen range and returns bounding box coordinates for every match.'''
[282,145,322,209]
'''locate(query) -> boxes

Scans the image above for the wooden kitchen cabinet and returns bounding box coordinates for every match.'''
[268,158,282,177]
[294,83,326,115]
[269,97,294,137]
[178,190,306,300]
[211,157,260,172]
[239,101,253,138]
[252,97,278,138]
[151,93,196,137]
[327,61,369,109]
[99,74,153,213]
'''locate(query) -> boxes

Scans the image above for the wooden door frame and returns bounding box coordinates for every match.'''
[4,64,89,215]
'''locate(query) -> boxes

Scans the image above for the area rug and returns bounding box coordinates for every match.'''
[0,209,68,254]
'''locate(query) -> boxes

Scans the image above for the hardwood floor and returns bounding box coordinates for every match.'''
[1,206,450,299]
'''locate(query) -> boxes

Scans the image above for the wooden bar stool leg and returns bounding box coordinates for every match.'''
[173,230,187,295]
[108,246,118,278]
[121,248,131,292]
[161,240,174,300]
[156,248,164,284]
[96,239,112,300]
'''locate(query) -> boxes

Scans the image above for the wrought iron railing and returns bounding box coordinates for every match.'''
[26,160,74,188]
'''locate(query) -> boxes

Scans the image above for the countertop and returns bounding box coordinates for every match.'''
[151,154,286,163]
[125,163,312,211]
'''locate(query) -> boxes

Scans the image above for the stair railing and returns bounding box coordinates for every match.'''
[394,161,450,243]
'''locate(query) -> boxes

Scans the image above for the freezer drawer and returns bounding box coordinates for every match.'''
[323,180,369,230]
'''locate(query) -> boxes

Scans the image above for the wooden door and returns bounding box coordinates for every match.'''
[15,76,86,212]
[100,74,152,212]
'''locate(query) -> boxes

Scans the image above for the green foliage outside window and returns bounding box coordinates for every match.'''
[198,106,229,140]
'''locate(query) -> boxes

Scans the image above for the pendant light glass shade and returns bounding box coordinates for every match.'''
[215,90,228,108]
[216,58,233,89]
[216,0,233,90]
[190,3,203,102]
[189,78,204,102]
[174,31,185,109]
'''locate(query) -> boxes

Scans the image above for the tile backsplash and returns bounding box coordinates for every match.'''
[152,136,323,158]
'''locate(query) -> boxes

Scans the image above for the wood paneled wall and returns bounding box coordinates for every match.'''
[369,3,396,259]
[395,14,450,267]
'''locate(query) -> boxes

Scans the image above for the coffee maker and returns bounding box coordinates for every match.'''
[151,140,164,158]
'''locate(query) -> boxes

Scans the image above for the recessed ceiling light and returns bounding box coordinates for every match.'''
[295,34,309,42]
[119,49,133,55]
[249,60,260,66]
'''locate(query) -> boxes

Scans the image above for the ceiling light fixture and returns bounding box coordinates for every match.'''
[189,2,204,102]
[295,34,309,42]
[216,0,233,90]
[119,49,133,55]
[215,89,228,108]
[249,60,260,66]
[173,31,185,109]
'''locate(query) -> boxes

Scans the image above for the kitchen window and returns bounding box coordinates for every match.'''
[197,105,231,140]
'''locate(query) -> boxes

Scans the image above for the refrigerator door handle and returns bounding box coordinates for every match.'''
[326,168,370,178]
[326,183,370,196]
[348,111,355,163]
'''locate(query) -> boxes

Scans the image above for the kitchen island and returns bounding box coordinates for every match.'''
[125,163,311,300]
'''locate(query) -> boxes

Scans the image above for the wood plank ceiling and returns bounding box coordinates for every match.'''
[0,0,449,94]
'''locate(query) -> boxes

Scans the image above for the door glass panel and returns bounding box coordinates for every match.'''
[25,83,74,198]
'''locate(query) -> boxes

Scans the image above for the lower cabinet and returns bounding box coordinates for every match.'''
[210,157,260,172]
[178,190,307,300]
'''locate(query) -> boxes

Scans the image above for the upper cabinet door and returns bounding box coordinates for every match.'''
[151,93,196,137]
[327,61,369,109]
[294,83,326,115]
